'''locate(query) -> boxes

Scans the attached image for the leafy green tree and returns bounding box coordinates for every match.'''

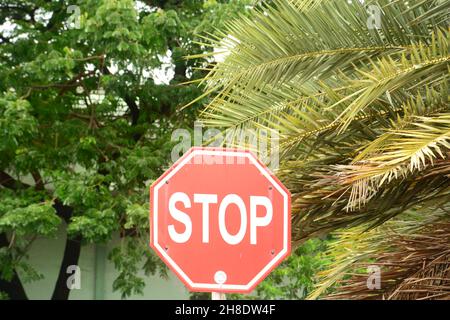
[0,0,251,299]
[191,0,449,299]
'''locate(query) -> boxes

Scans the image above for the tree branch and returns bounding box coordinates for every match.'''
[0,233,28,300]
[0,172,30,190]
[50,199,82,300]
[0,172,84,300]
[123,94,140,126]
[31,171,44,191]
[102,66,142,140]
[51,234,82,300]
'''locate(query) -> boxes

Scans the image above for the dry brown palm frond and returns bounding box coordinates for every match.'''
[318,222,450,300]
[386,252,450,300]
[287,157,450,245]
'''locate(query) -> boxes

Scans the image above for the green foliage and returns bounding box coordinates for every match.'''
[0,190,60,237]
[0,203,60,237]
[0,0,332,300]
[109,240,147,299]
[192,0,450,299]
[124,203,149,230]
[254,239,329,299]
[0,0,252,299]
[68,208,117,243]
[15,263,44,284]
[0,92,37,156]
[108,238,167,299]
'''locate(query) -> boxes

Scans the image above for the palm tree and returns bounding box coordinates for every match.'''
[189,0,450,299]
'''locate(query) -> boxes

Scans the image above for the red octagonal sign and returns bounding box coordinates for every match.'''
[150,147,291,293]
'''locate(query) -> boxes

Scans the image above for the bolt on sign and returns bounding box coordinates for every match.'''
[149,147,291,293]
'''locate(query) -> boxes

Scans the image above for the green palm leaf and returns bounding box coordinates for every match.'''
[189,0,450,299]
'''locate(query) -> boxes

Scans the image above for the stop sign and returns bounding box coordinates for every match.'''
[149,147,291,293]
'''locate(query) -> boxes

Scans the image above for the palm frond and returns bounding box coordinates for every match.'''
[308,208,450,300]
[340,112,450,210]
[190,0,450,299]
[333,29,449,131]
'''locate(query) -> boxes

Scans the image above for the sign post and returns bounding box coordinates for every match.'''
[211,292,226,300]
[149,147,291,295]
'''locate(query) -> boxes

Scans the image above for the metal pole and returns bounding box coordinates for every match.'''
[211,292,226,300]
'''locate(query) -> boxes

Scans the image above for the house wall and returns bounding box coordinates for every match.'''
[21,227,190,300]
